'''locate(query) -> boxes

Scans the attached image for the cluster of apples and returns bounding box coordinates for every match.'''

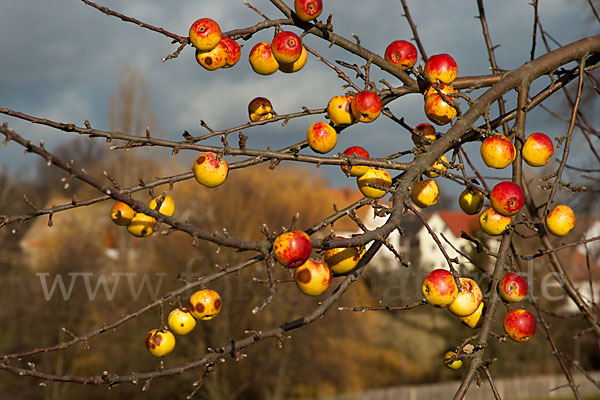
[248,29,308,75]
[189,18,241,71]
[422,54,459,126]
[109,194,175,238]
[145,289,222,357]
[475,132,575,237]
[272,230,364,296]
[423,269,536,369]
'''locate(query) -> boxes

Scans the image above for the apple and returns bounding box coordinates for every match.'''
[448,278,483,317]
[192,152,229,188]
[545,205,575,236]
[324,237,364,274]
[189,289,222,320]
[425,154,448,178]
[248,97,274,122]
[356,168,392,199]
[411,179,440,208]
[294,0,323,22]
[498,273,528,303]
[271,31,302,64]
[480,134,516,169]
[421,268,458,307]
[307,121,337,154]
[327,95,355,126]
[279,45,308,73]
[504,309,536,343]
[341,146,370,177]
[248,42,279,75]
[424,83,457,126]
[110,201,135,226]
[149,194,175,217]
[479,207,511,236]
[294,258,332,296]
[458,188,484,215]
[424,53,458,84]
[411,123,437,146]
[384,40,418,70]
[490,181,524,216]
[195,41,228,71]
[351,91,382,123]
[460,301,485,328]
[444,351,463,370]
[273,230,312,268]
[522,132,554,167]
[145,329,176,357]
[189,18,221,52]
[126,213,156,238]
[167,308,197,335]
[220,36,241,68]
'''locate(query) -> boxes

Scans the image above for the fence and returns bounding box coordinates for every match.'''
[315,371,600,400]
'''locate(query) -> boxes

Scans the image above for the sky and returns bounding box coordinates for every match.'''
[0,0,598,197]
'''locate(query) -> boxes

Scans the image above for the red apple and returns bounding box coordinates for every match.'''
[189,18,221,52]
[341,146,370,177]
[307,121,337,154]
[421,269,458,308]
[448,278,483,317]
[351,91,382,123]
[273,230,312,268]
[384,40,418,70]
[504,309,536,343]
[294,258,332,296]
[490,181,524,216]
[294,0,323,22]
[480,134,516,169]
[220,37,241,68]
[498,273,528,303]
[424,83,457,126]
[522,132,554,167]
[411,123,437,146]
[424,53,458,84]
[271,31,302,64]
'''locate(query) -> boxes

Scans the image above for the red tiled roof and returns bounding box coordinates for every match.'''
[435,210,480,238]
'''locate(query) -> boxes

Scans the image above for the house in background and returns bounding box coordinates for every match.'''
[355,208,484,274]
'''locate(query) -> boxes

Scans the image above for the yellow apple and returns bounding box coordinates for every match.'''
[189,289,222,320]
[167,308,197,335]
[545,205,575,236]
[448,278,483,317]
[149,194,175,217]
[110,201,135,226]
[145,329,176,357]
[356,168,392,198]
[192,152,229,188]
[411,179,440,208]
[458,188,484,215]
[126,213,156,238]
[294,258,332,296]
